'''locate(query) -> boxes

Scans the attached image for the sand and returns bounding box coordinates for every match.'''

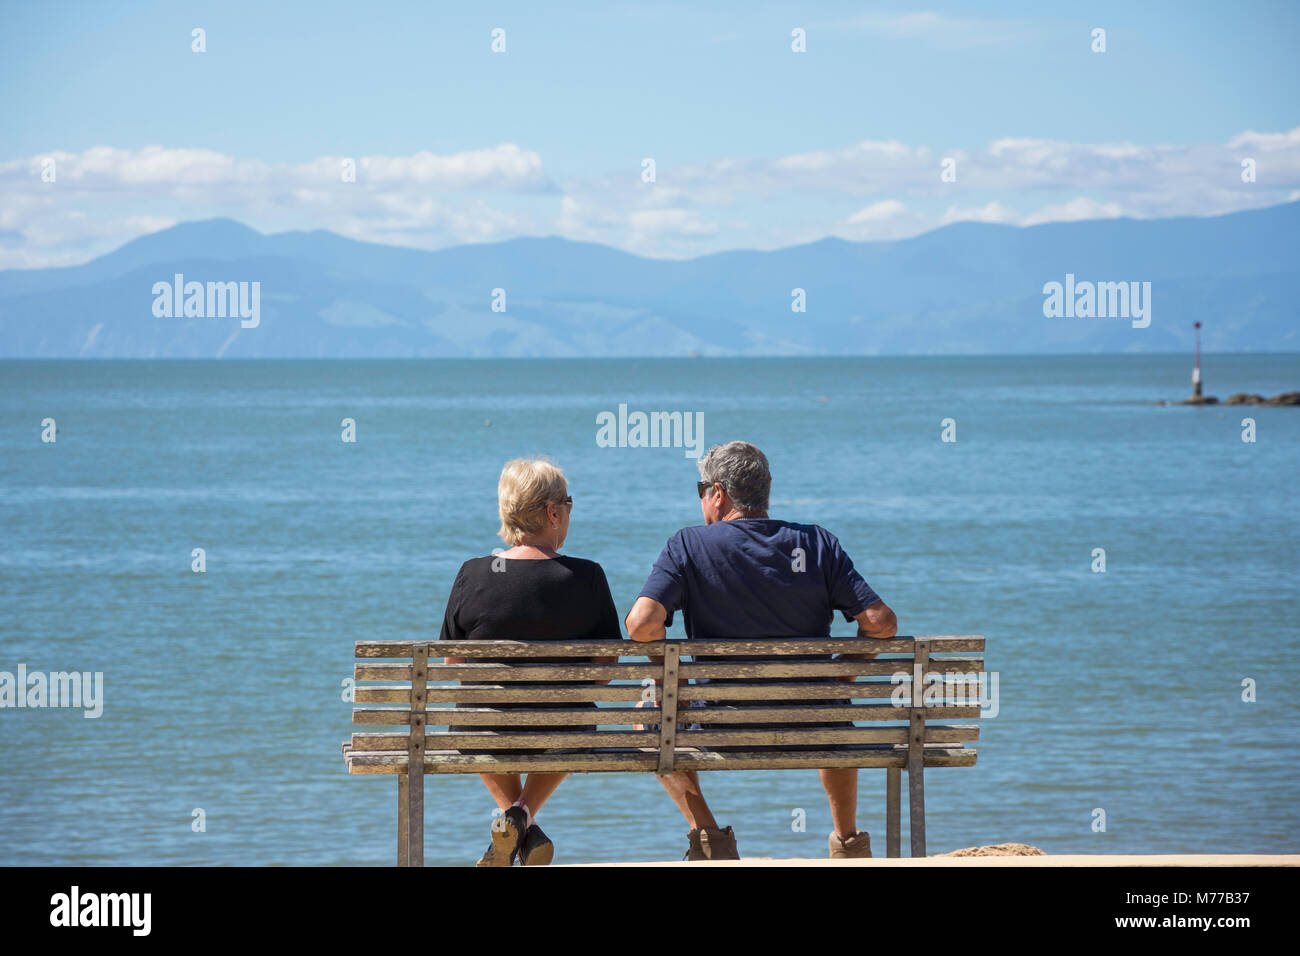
[568,847,1300,867]
[936,843,1046,856]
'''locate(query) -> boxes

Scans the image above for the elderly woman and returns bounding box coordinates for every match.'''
[439,457,621,866]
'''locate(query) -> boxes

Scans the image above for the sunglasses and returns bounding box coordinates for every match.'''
[697,481,723,498]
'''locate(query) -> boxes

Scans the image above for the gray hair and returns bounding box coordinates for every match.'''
[697,441,770,514]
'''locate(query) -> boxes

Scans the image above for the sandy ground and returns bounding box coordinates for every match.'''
[569,855,1299,867]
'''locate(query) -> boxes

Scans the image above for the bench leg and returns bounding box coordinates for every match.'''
[398,775,409,867]
[407,764,424,867]
[886,767,901,858]
[908,761,926,857]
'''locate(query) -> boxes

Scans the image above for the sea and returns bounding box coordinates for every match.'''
[1,354,1297,865]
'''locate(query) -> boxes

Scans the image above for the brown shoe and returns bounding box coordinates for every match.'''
[476,806,527,866]
[518,823,554,866]
[829,830,872,859]
[685,825,740,861]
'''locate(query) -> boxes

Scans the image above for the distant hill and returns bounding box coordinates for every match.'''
[1,203,1296,357]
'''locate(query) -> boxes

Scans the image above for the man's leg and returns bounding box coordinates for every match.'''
[820,768,858,837]
[656,770,739,860]
[656,770,718,829]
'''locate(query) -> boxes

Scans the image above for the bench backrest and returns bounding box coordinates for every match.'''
[344,636,986,775]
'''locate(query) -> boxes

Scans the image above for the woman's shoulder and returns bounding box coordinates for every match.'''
[556,554,608,577]
[453,555,497,579]
[455,553,606,580]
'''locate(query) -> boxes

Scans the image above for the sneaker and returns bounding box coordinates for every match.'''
[476,806,528,867]
[828,830,872,859]
[518,823,554,866]
[684,825,740,861]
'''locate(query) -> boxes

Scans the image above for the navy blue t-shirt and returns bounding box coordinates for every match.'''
[637,518,881,639]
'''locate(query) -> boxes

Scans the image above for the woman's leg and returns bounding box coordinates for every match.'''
[519,772,568,814]
[479,771,567,814]
[475,773,527,867]
[479,773,522,810]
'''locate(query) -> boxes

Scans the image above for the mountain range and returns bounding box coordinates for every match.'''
[1,202,1296,357]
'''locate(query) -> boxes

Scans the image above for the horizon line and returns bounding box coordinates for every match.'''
[3,351,1297,362]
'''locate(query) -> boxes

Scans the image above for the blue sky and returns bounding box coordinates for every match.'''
[2,0,1298,267]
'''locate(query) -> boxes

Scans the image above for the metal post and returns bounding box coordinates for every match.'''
[1193,321,1203,397]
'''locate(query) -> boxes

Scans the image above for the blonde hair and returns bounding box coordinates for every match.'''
[497,457,568,545]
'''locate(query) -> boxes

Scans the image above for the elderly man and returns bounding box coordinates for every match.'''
[625,441,898,861]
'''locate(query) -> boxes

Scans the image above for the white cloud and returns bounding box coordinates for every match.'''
[2,127,1298,266]
[848,200,907,223]
[348,144,547,189]
[1021,197,1125,226]
[0,144,553,267]
[940,201,1016,225]
[0,143,549,192]
[1226,128,1300,151]
[554,193,718,258]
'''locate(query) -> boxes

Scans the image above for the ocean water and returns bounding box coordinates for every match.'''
[1,354,1297,866]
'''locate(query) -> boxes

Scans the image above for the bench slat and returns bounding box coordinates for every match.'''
[350,725,978,750]
[344,745,978,774]
[681,682,946,702]
[354,637,985,658]
[351,704,983,725]
[358,662,656,681]
[355,684,648,704]
[355,681,984,704]
[356,658,982,682]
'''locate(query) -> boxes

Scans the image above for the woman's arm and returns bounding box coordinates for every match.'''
[588,562,623,681]
[437,564,470,669]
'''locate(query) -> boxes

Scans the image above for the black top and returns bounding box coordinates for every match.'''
[438,555,622,751]
[439,554,622,646]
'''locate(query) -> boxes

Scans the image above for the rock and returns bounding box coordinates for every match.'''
[1174,389,1297,406]
[935,843,1046,857]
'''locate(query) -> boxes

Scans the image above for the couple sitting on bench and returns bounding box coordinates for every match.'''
[439,440,899,866]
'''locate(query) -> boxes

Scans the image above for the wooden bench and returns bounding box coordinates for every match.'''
[341,635,985,865]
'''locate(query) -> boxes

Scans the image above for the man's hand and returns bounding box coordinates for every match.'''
[855,600,898,640]
[835,600,898,681]
[625,596,668,642]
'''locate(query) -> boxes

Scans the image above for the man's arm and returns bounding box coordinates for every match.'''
[834,600,898,679]
[625,596,668,642]
[855,600,897,641]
